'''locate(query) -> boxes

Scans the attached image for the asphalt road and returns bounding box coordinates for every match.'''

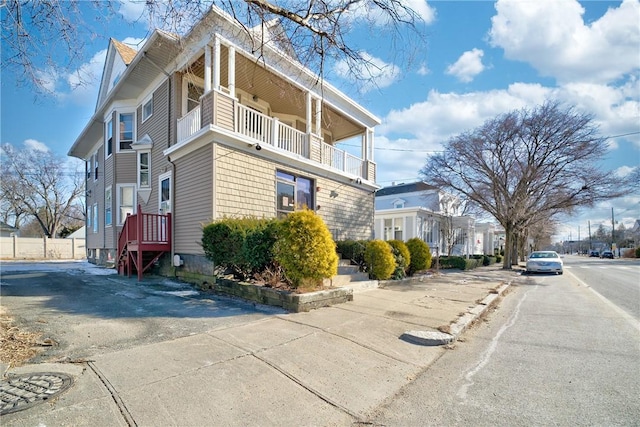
[368,266,640,426]
[563,255,640,320]
[0,261,283,363]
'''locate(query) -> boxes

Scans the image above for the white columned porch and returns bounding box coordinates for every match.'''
[204,44,212,92]
[213,36,221,90]
[305,92,312,135]
[228,46,236,97]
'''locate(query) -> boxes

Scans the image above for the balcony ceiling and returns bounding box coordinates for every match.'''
[187,47,363,142]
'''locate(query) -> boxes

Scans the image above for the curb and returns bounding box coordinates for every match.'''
[401,281,511,346]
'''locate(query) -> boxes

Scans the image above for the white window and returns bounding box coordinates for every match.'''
[275,170,314,218]
[86,158,91,180]
[117,184,136,225]
[118,112,135,151]
[105,118,113,157]
[105,186,112,227]
[87,204,92,230]
[142,97,153,122]
[393,199,405,209]
[158,171,171,214]
[138,151,151,188]
[93,203,98,233]
[93,152,99,181]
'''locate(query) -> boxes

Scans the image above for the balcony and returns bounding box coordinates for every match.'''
[176,90,371,180]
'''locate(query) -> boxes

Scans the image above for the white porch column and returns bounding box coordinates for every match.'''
[204,44,212,92]
[315,97,321,136]
[362,127,375,161]
[305,91,312,135]
[228,46,236,97]
[213,36,221,90]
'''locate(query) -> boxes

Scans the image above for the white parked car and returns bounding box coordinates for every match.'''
[526,251,563,275]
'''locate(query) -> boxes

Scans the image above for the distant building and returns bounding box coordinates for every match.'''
[374,181,496,256]
[0,222,19,237]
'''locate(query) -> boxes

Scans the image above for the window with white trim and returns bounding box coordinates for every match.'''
[117,184,136,225]
[276,170,313,219]
[93,152,99,180]
[86,159,91,180]
[142,97,153,122]
[105,186,112,227]
[138,151,150,188]
[92,203,98,233]
[105,118,113,157]
[87,204,92,230]
[118,112,134,151]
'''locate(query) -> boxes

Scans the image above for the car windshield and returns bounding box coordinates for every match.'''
[530,252,558,259]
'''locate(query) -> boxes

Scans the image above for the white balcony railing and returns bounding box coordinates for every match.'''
[176,101,366,178]
[177,106,201,142]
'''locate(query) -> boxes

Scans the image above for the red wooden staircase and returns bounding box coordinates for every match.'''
[117,205,172,280]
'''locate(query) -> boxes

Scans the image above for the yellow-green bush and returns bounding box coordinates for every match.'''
[405,238,432,275]
[387,239,411,279]
[364,240,395,280]
[274,209,338,288]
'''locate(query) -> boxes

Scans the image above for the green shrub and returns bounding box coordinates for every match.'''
[439,256,466,270]
[364,240,396,280]
[336,240,367,268]
[387,240,411,279]
[242,219,280,274]
[496,255,503,263]
[482,255,490,266]
[405,238,431,276]
[202,218,259,276]
[274,210,338,288]
[636,247,640,258]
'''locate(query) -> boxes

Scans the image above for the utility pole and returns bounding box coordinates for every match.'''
[588,221,592,251]
[578,225,581,255]
[611,207,615,249]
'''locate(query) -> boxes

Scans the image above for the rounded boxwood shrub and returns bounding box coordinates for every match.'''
[274,209,338,289]
[387,240,411,279]
[364,240,395,280]
[405,238,431,276]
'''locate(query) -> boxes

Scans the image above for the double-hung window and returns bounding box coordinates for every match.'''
[86,159,91,180]
[276,171,313,218]
[119,112,134,150]
[94,152,99,180]
[92,203,98,233]
[138,151,150,188]
[105,186,112,227]
[105,118,113,157]
[87,205,92,230]
[117,184,136,225]
[142,97,153,122]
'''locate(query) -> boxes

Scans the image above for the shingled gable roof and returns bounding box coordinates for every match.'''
[110,38,137,64]
[375,181,438,197]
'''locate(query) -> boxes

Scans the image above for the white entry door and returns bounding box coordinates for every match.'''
[158,171,172,215]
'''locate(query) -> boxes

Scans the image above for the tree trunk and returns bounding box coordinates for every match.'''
[502,224,514,269]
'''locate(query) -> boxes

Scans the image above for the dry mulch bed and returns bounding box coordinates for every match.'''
[0,307,45,371]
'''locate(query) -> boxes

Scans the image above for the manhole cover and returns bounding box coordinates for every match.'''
[1,372,73,415]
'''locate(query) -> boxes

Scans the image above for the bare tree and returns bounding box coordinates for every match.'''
[0,144,85,238]
[420,101,631,270]
[2,0,425,94]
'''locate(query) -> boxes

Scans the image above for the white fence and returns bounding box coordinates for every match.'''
[0,236,86,260]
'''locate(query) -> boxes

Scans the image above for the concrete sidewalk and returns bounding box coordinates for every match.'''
[2,265,522,426]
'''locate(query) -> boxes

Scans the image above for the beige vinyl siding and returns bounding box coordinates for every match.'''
[214,146,275,218]
[87,145,106,249]
[104,151,116,249]
[114,150,137,182]
[214,144,373,240]
[174,144,214,254]
[214,91,234,131]
[137,80,171,214]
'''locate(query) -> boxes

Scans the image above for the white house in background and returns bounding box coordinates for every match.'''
[374,181,497,256]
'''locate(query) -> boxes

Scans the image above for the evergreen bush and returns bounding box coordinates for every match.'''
[405,238,432,275]
[387,240,411,279]
[274,209,338,288]
[364,240,395,280]
[202,218,257,276]
[635,247,640,258]
[242,219,280,274]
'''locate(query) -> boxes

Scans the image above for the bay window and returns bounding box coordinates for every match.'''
[119,112,134,150]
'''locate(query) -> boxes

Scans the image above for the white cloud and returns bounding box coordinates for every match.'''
[347,0,436,25]
[375,81,638,185]
[65,48,108,105]
[489,0,640,84]
[614,165,636,178]
[333,52,400,93]
[117,0,148,23]
[446,48,485,83]
[24,139,50,153]
[417,62,430,76]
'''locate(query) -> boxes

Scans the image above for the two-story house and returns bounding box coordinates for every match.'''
[374,181,495,256]
[69,7,380,278]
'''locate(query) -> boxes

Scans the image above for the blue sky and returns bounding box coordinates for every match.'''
[1,0,639,242]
